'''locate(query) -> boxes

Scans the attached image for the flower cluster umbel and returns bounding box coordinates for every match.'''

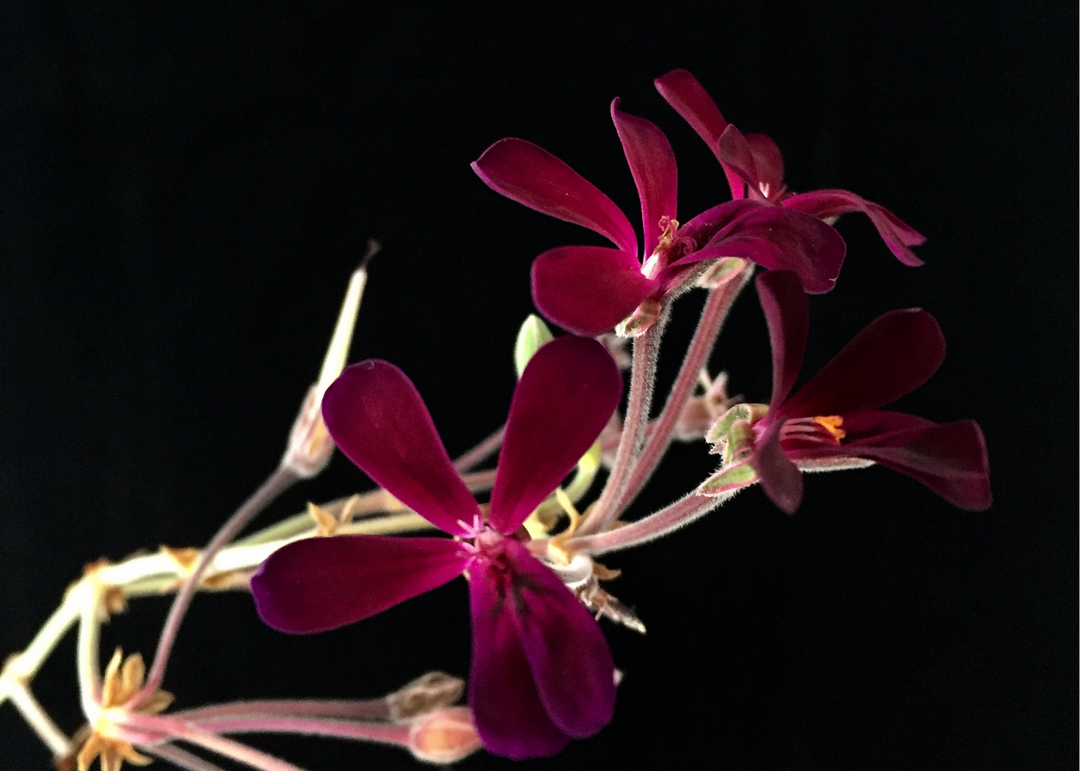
[3,71,990,771]
[251,70,990,761]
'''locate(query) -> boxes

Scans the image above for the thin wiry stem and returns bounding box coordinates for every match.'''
[617,269,752,514]
[453,425,506,472]
[187,716,412,748]
[178,728,309,771]
[135,465,299,706]
[5,682,70,757]
[577,321,664,537]
[170,698,390,724]
[143,743,229,771]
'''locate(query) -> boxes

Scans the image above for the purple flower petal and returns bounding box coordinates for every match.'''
[610,99,678,255]
[322,361,478,536]
[755,271,809,413]
[843,417,992,511]
[468,551,570,759]
[678,200,846,294]
[717,124,763,195]
[784,190,926,266]
[489,337,622,534]
[500,539,616,738]
[753,418,805,514]
[472,138,637,254]
[745,133,785,198]
[781,309,946,419]
[653,69,745,199]
[531,245,657,336]
[251,536,471,634]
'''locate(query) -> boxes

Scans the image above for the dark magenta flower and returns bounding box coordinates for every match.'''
[250,336,623,759]
[655,69,927,266]
[731,270,990,514]
[472,100,845,336]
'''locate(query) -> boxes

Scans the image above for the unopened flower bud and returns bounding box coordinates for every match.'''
[407,707,483,764]
[615,298,662,337]
[696,257,749,289]
[513,314,554,378]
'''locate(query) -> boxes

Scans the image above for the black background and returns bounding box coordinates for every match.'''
[1,3,1076,770]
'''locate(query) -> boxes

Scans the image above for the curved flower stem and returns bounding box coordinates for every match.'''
[616,267,753,514]
[4,682,70,757]
[177,726,309,771]
[186,716,412,748]
[76,583,103,720]
[134,465,299,707]
[576,320,664,537]
[453,425,505,472]
[170,698,391,724]
[144,743,229,771]
[568,486,748,556]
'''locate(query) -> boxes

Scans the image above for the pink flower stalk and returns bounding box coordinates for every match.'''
[726,270,991,514]
[250,336,623,759]
[655,69,927,266]
[472,101,846,336]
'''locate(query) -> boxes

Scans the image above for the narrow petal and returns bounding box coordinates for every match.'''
[717,125,763,195]
[611,99,678,254]
[653,69,745,199]
[323,362,478,535]
[472,138,637,254]
[755,270,809,412]
[490,336,622,534]
[784,190,926,266]
[745,133,785,199]
[679,200,846,294]
[843,417,992,511]
[782,309,946,419]
[469,554,570,759]
[251,536,471,634]
[531,245,657,336]
[753,418,805,514]
[499,539,617,737]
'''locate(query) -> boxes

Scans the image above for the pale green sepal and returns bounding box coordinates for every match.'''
[514,314,554,378]
[698,460,758,496]
[706,404,753,445]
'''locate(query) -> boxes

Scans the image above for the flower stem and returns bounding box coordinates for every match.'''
[170,698,390,724]
[577,320,664,537]
[187,716,412,748]
[178,727,310,771]
[568,487,746,555]
[134,465,299,706]
[453,425,506,472]
[5,682,70,757]
[616,267,753,513]
[144,743,229,771]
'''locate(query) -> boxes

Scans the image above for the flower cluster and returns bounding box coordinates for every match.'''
[250,70,991,761]
[3,70,991,771]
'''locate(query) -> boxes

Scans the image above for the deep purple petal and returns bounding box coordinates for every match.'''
[468,551,569,759]
[745,133,785,198]
[844,418,992,511]
[531,245,658,336]
[251,536,470,634]
[782,309,946,419]
[472,138,637,254]
[680,200,846,294]
[490,337,623,534]
[755,271,809,413]
[784,190,926,266]
[611,99,678,254]
[717,125,763,195]
[499,539,616,738]
[753,418,804,514]
[781,410,932,457]
[323,362,478,535]
[653,69,744,199]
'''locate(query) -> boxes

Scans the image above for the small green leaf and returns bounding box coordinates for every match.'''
[706,404,752,445]
[514,314,554,379]
[698,460,758,496]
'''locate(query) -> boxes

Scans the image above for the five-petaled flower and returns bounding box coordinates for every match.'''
[655,69,927,267]
[472,100,846,337]
[704,270,991,513]
[251,335,623,759]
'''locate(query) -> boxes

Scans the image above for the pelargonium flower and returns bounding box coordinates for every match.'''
[706,270,991,513]
[251,336,622,759]
[472,100,845,336]
[655,69,927,266]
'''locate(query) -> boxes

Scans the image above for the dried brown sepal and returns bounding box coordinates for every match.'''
[386,672,466,724]
[308,501,341,536]
[199,569,251,591]
[160,546,200,573]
